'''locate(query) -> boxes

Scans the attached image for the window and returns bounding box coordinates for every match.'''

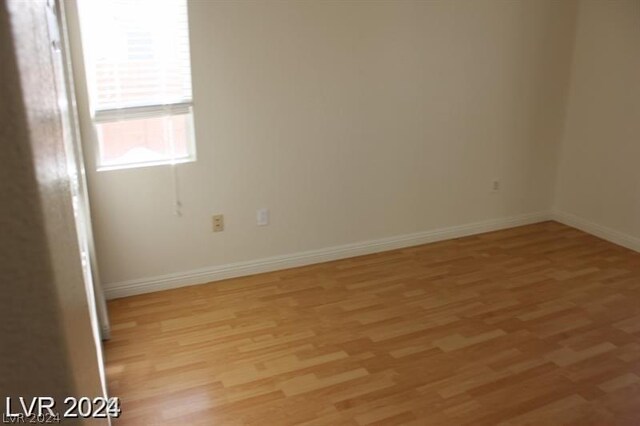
[77,0,195,170]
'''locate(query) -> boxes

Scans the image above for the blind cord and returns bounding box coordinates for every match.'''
[166,109,181,217]
[172,162,182,217]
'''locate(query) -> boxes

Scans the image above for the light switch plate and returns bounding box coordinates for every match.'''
[257,208,269,226]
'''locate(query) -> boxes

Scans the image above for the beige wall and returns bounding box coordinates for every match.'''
[68,0,578,288]
[0,0,106,417]
[554,0,640,243]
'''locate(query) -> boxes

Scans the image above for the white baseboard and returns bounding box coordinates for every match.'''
[551,209,640,254]
[104,211,551,299]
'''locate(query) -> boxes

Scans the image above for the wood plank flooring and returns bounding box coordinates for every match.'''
[105,222,640,425]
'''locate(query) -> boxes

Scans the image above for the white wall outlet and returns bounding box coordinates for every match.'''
[492,179,500,192]
[257,208,269,226]
[212,214,224,232]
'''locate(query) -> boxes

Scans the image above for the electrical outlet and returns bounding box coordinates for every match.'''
[492,179,500,192]
[212,214,224,232]
[257,208,269,226]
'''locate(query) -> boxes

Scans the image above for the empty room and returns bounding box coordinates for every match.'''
[2,0,640,424]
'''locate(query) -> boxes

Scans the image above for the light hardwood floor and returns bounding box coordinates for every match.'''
[106,222,640,425]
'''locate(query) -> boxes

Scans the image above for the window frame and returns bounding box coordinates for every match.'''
[75,0,197,172]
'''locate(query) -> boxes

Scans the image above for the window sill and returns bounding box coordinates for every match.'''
[96,157,195,172]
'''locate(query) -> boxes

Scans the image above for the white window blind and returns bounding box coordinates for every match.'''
[77,0,196,169]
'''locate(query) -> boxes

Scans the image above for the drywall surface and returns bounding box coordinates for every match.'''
[555,0,640,242]
[0,0,106,416]
[67,0,578,288]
